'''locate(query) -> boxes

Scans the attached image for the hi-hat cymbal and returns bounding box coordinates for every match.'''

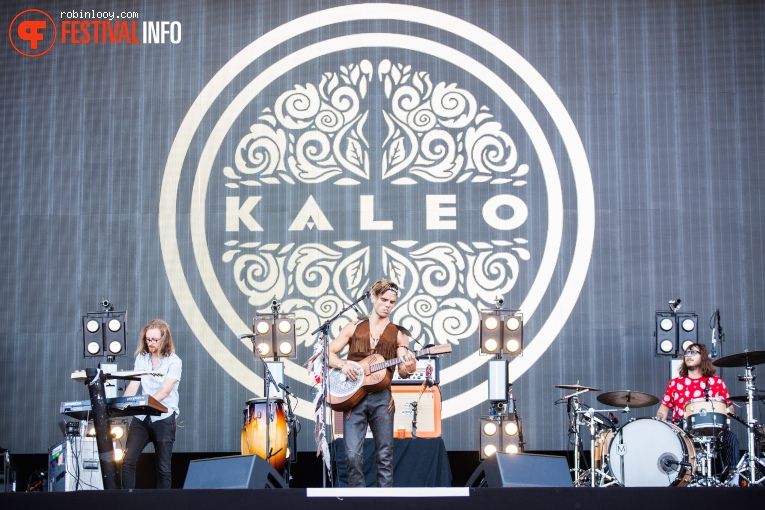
[597,390,660,408]
[555,383,600,391]
[713,350,765,368]
[728,394,765,402]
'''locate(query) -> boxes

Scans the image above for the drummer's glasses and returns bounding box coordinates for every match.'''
[683,350,700,357]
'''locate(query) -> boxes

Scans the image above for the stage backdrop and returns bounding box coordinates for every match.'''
[2,0,764,456]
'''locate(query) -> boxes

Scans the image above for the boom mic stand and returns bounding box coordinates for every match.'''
[310,290,370,487]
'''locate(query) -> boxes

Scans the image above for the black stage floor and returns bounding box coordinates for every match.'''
[2,486,765,510]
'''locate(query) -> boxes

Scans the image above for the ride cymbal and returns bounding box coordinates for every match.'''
[597,390,659,408]
[555,384,600,391]
[712,350,765,368]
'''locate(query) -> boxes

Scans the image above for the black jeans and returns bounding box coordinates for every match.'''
[343,388,394,487]
[121,413,176,489]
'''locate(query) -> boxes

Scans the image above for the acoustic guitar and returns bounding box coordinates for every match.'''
[326,344,452,411]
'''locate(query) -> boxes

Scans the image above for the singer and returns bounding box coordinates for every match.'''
[121,319,182,489]
[655,343,738,478]
[326,279,417,487]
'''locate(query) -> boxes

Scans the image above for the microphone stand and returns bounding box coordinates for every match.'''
[250,342,283,471]
[310,291,369,488]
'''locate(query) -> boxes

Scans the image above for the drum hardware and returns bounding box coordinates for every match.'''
[556,384,620,487]
[689,436,726,487]
[714,350,765,486]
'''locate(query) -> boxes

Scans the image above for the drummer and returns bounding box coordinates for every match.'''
[656,343,739,475]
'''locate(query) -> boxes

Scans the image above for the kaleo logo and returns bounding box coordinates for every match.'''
[159,4,594,422]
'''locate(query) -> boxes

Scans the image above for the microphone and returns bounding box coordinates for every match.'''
[278,383,293,396]
[237,333,257,339]
[608,412,619,426]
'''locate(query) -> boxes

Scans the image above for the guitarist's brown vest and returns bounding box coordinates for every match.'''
[348,319,398,374]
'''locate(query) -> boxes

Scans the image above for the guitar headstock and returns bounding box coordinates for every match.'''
[421,344,452,357]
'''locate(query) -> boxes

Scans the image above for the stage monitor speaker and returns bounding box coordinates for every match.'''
[183,454,288,489]
[466,453,572,488]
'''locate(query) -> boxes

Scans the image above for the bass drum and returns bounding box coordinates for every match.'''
[240,398,288,475]
[607,418,696,487]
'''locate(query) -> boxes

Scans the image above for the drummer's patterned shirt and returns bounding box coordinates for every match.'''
[661,375,730,421]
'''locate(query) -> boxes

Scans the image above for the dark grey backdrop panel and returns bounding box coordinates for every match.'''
[1,0,764,457]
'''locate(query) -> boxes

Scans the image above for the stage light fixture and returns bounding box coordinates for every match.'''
[479,416,502,459]
[654,308,698,357]
[479,414,524,460]
[252,313,296,359]
[110,423,125,440]
[480,310,523,356]
[82,306,127,358]
[504,315,523,354]
[480,313,501,354]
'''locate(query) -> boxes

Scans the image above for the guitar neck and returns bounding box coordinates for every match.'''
[368,347,433,373]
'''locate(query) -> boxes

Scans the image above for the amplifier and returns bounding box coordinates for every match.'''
[392,356,440,385]
[391,385,442,438]
[48,437,103,491]
[331,385,442,439]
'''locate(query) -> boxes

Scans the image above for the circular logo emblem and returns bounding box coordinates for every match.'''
[160,4,594,422]
[9,10,57,57]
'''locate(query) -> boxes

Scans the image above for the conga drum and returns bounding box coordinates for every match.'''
[241,398,288,475]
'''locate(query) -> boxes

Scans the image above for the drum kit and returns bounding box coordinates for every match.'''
[559,349,765,488]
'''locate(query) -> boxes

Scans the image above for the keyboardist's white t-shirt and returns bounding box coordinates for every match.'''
[132,353,182,421]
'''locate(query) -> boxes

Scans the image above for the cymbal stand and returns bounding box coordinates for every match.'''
[562,389,588,486]
[582,406,622,487]
[732,365,765,485]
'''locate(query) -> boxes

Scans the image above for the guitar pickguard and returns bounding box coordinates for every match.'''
[327,360,364,398]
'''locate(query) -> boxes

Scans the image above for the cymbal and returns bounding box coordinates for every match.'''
[713,350,765,368]
[728,394,765,402]
[597,390,660,408]
[555,384,600,391]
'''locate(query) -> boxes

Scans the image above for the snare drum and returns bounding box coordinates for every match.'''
[607,418,696,487]
[241,398,288,474]
[684,397,729,437]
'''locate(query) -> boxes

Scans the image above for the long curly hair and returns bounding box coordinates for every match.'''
[678,343,716,377]
[135,318,175,357]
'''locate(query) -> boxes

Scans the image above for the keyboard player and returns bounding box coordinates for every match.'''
[121,319,182,490]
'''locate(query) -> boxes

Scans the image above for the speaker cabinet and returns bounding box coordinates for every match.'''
[466,453,572,488]
[183,454,288,489]
[392,385,441,438]
[332,385,442,439]
[48,437,103,492]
